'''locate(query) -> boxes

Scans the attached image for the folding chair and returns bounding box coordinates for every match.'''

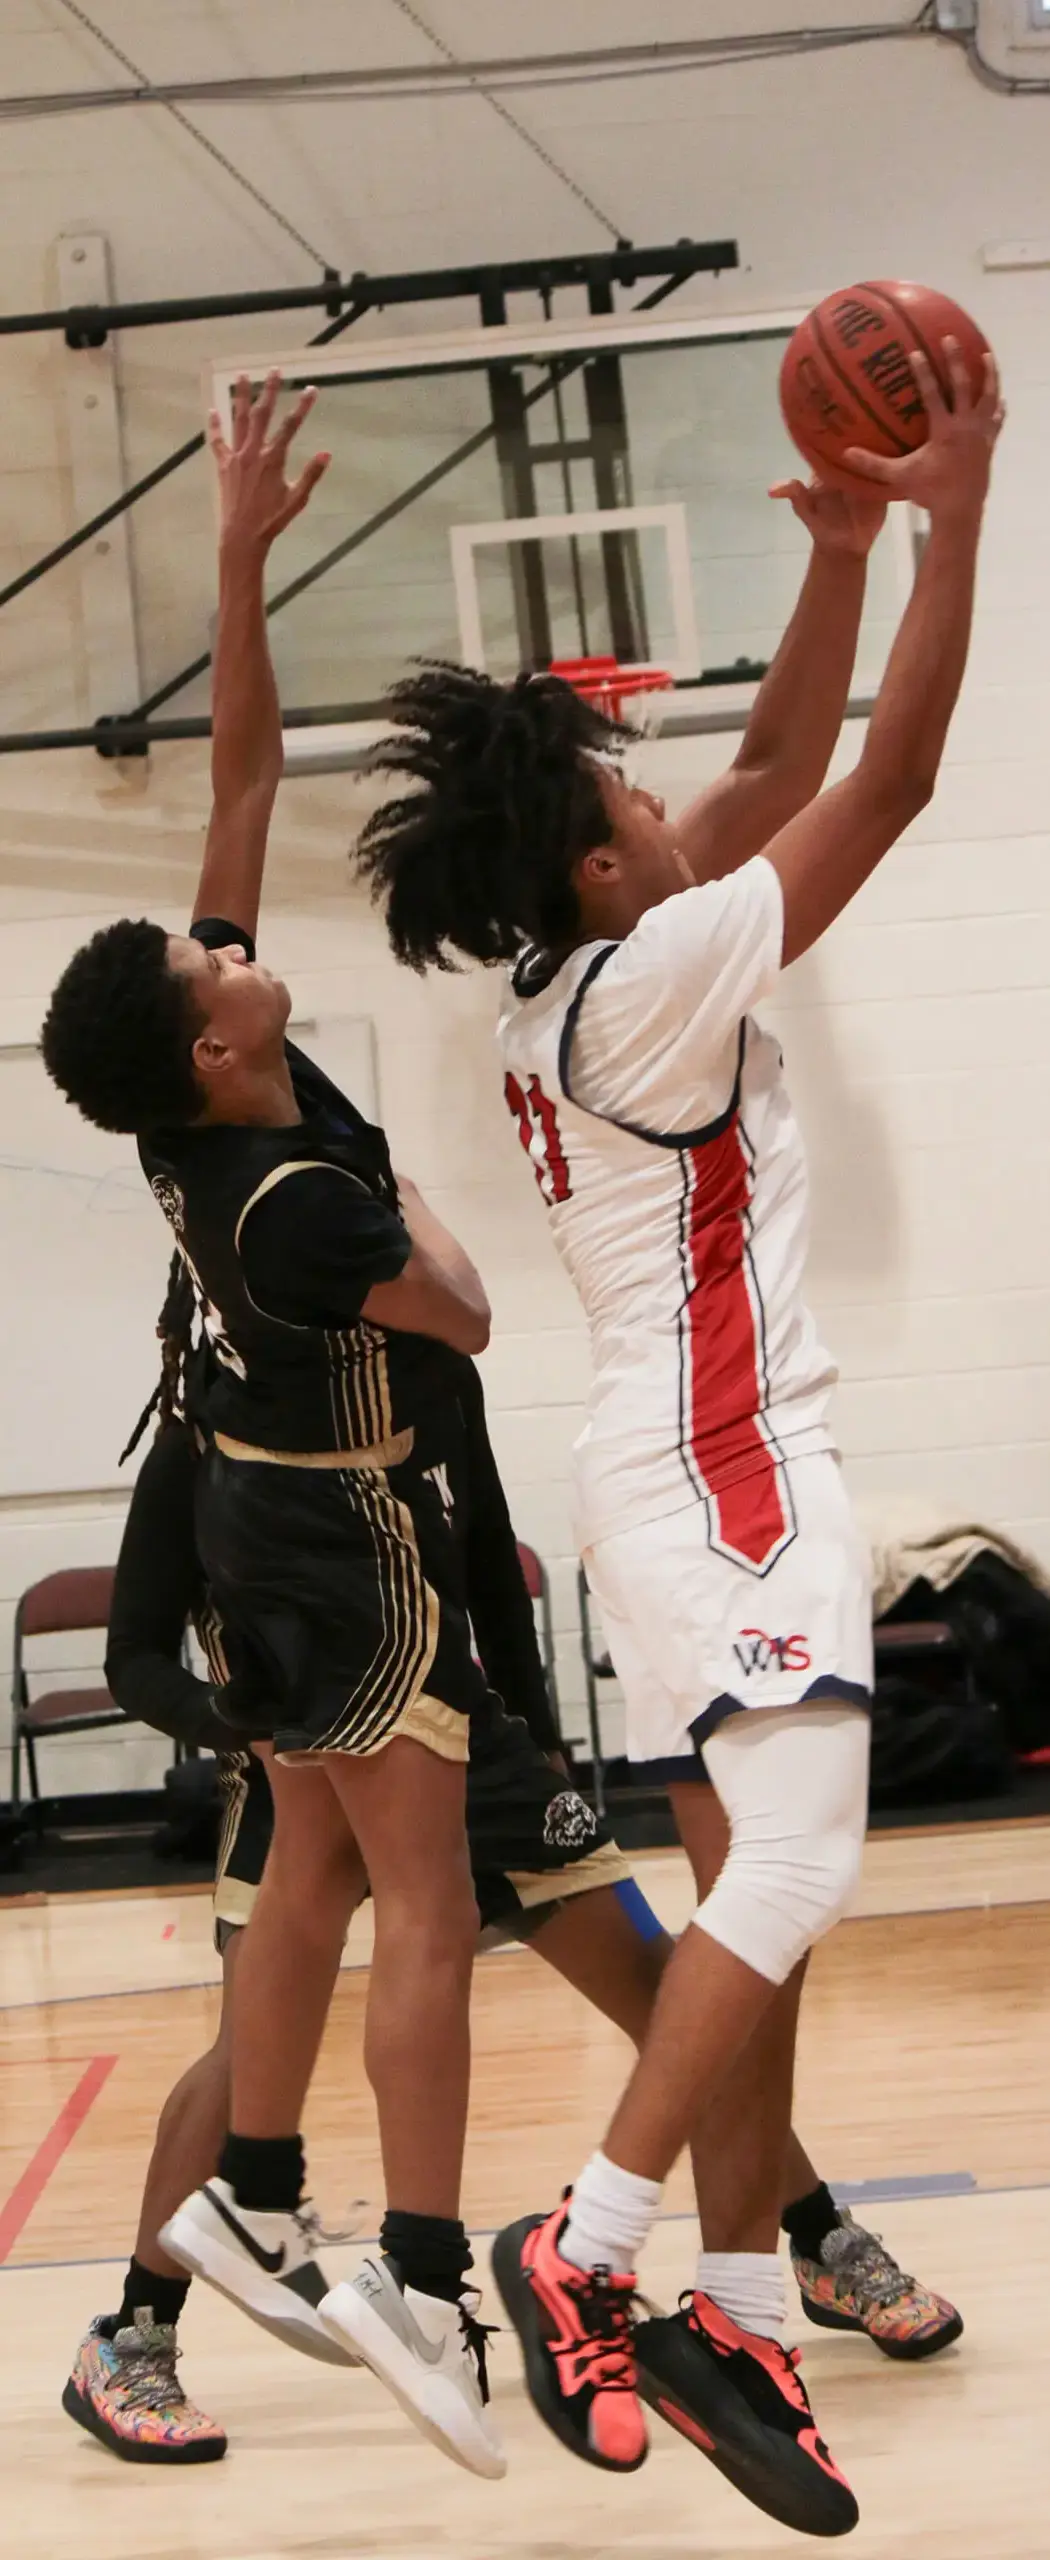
[11,1565,123,1806]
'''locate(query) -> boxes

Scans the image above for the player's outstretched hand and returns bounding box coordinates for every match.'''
[208,370,331,556]
[843,341,1004,522]
[769,475,887,558]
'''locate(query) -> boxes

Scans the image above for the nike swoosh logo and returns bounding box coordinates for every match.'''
[396,2301,447,2365]
[203,2183,286,2276]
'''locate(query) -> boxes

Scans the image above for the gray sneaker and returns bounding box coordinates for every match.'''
[320,2255,506,2477]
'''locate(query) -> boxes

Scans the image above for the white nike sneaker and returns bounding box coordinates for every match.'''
[320,2256,506,2478]
[160,2181,358,2369]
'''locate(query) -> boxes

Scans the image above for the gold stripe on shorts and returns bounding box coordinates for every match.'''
[212,1869,257,1930]
[214,1429,414,1471]
[506,1836,631,1910]
[391,1690,469,1764]
[198,1596,230,1687]
[277,1692,468,1769]
[308,1467,440,1756]
[214,1751,250,1900]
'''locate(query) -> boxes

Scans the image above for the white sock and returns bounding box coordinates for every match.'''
[560,2151,662,2276]
[695,2250,785,2341]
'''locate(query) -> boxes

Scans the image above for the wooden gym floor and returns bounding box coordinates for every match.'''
[2,1822,1049,2560]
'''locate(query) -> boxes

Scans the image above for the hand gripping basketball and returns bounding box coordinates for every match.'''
[842,340,1005,520]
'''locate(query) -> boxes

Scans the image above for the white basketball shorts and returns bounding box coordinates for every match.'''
[582,1451,873,1764]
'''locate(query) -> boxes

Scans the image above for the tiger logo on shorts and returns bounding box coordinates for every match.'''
[543,1790,598,1852]
[149,1174,186,1237]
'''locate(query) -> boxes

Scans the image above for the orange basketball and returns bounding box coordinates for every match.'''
[779,281,992,491]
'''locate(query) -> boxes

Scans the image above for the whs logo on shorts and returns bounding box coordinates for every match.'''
[733,1629,812,1678]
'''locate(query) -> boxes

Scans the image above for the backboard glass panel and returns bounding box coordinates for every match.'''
[208,306,914,761]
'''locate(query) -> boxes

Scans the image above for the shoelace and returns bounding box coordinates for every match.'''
[459,2299,499,2407]
[827,2228,913,2309]
[570,2265,639,2391]
[294,2199,367,2253]
[113,2337,187,2416]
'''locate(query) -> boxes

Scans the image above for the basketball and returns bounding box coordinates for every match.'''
[779,281,992,490]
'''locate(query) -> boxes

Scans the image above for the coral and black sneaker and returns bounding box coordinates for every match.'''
[491,2203,647,2473]
[635,2290,858,2537]
[792,2210,963,2362]
[62,2309,227,2464]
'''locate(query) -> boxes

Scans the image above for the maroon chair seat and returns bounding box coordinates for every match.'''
[12,1565,119,1806]
[19,1684,121,1732]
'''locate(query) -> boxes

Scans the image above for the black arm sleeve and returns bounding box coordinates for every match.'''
[106,1427,229,1752]
[457,1360,561,1754]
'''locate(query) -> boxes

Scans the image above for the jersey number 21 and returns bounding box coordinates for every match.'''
[504,1072,572,1205]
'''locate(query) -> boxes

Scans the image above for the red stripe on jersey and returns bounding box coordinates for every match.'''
[681,1120,788,1569]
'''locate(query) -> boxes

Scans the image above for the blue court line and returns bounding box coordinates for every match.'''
[3,2176,1046,2277]
[833,2173,977,2202]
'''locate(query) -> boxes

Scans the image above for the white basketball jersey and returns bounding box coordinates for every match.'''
[498,856,838,1561]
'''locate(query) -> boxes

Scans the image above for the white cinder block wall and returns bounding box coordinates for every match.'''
[1,2,1049,1784]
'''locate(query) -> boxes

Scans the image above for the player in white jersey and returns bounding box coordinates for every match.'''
[357,344,1002,2530]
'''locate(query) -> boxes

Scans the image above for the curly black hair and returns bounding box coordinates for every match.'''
[354,662,630,970]
[119,1248,198,1464]
[41,917,205,1133]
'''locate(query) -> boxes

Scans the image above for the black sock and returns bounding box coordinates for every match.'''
[380,2209,473,2305]
[219,2133,305,2214]
[781,2180,841,2262]
[97,2256,191,2338]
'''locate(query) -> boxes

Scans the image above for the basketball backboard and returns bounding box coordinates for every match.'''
[207,304,916,773]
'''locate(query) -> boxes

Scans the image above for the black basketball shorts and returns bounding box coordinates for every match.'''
[196,1440,487,1765]
[210,1694,629,1948]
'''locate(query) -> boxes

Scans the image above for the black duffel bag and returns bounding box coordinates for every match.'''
[869,1667,1012,1808]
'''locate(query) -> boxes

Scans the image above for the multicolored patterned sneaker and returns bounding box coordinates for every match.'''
[635,2290,859,2537]
[62,2309,227,2464]
[791,2210,963,2362]
[492,2203,648,2472]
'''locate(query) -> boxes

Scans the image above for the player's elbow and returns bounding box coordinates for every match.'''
[453,1299,491,1356]
[907,770,937,818]
[858,758,935,832]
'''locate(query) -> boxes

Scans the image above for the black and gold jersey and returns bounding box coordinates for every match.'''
[138,919,461,1464]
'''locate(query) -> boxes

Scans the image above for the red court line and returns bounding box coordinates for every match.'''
[0,2054,117,2264]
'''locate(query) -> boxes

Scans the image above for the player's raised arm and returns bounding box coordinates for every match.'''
[193,372,330,942]
[676,481,886,888]
[761,342,1003,967]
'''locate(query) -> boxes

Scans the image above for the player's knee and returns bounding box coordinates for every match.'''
[776,1818,863,1951]
[378,1861,479,1964]
[693,1809,864,1987]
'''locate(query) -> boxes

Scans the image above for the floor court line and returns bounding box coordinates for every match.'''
[5,2174,1049,2278]
[2,1887,1049,2015]
[0,2054,117,2265]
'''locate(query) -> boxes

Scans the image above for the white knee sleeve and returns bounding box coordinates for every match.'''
[694,1706,870,1987]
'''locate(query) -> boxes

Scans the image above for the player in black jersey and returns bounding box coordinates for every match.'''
[64,1322,666,2465]
[41,375,504,2476]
